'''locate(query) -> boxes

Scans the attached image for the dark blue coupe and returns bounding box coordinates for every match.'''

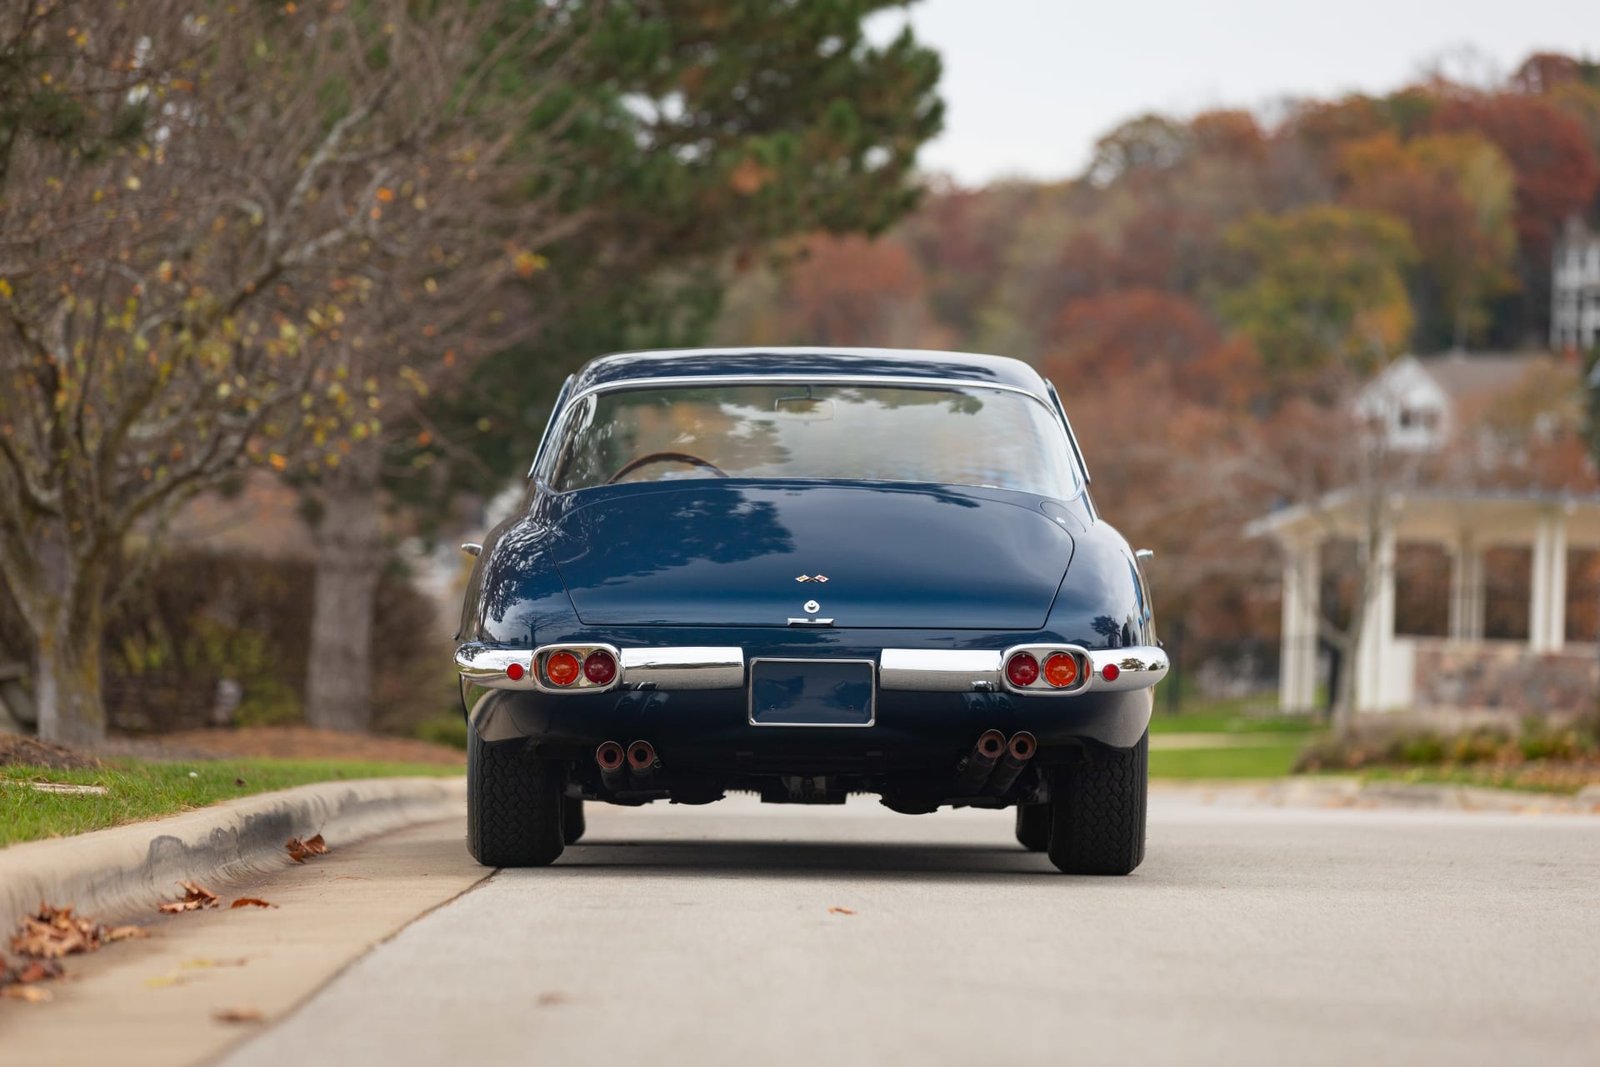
[454,347,1167,874]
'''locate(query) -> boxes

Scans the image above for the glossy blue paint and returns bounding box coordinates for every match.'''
[548,481,1073,630]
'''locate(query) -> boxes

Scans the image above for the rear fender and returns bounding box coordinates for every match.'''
[1042,522,1155,649]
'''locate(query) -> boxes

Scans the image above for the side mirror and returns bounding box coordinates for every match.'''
[461,542,483,557]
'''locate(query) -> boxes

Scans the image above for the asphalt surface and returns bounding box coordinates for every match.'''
[206,792,1600,1067]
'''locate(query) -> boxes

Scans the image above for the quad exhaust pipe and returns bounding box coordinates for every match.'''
[954,729,1037,796]
[626,739,659,788]
[595,739,661,791]
[985,731,1037,797]
[954,729,1007,794]
[595,741,628,792]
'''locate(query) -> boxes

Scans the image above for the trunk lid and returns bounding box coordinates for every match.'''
[550,483,1072,630]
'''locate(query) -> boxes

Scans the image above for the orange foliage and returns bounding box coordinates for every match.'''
[1045,289,1219,375]
[1428,94,1600,260]
[780,234,942,348]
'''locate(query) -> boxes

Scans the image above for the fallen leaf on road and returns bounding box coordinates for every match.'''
[1,955,64,990]
[536,991,570,1006]
[1,984,51,1003]
[103,925,149,943]
[10,904,101,958]
[144,974,192,988]
[13,958,65,984]
[157,881,220,914]
[213,1007,266,1024]
[285,834,328,862]
[827,906,856,916]
[229,898,278,910]
[180,957,248,970]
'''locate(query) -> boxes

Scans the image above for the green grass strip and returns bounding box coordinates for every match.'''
[1148,741,1306,780]
[0,759,462,847]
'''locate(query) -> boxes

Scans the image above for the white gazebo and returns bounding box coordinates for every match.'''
[1251,489,1600,717]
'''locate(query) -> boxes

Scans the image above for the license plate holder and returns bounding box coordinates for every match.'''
[748,658,876,727]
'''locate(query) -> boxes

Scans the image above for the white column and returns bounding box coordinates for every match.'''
[1447,534,1484,643]
[1548,517,1567,651]
[1279,540,1320,713]
[1529,513,1568,653]
[1354,521,1396,713]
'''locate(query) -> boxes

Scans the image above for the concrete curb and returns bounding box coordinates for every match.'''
[0,776,466,930]
[1156,777,1600,814]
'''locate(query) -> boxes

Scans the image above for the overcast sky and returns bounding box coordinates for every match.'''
[874,0,1600,185]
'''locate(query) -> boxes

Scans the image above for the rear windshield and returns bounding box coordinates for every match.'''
[542,383,1079,498]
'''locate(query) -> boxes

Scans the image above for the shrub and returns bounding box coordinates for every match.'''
[105,550,447,735]
[1293,716,1598,774]
[414,712,470,751]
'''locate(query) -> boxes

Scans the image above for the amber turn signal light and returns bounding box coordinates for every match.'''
[1043,652,1078,688]
[545,650,581,687]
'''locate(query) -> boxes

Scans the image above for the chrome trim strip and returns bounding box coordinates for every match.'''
[454,644,537,691]
[747,657,877,728]
[566,374,1050,410]
[878,649,1001,692]
[1086,646,1169,692]
[785,617,835,627]
[619,646,744,690]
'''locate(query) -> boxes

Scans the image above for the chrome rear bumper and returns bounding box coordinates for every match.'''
[457,643,1167,695]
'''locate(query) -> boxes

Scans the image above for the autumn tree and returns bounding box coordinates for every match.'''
[0,1,592,742]
[1218,205,1416,388]
[1429,93,1600,337]
[1044,289,1220,377]
[1338,131,1518,347]
[724,234,940,347]
[1085,114,1194,188]
[319,0,945,730]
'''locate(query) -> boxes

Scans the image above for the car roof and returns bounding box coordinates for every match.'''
[569,347,1052,401]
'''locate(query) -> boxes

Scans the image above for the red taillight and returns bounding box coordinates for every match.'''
[1101,662,1120,683]
[545,650,581,687]
[583,649,617,685]
[505,662,525,682]
[1043,652,1078,688]
[1005,652,1039,688]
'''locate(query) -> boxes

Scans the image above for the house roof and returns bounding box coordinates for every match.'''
[1248,487,1600,548]
[1413,351,1549,400]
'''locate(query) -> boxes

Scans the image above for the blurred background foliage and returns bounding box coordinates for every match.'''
[4,0,1600,746]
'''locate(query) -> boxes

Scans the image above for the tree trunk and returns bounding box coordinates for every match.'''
[304,451,384,732]
[35,614,106,745]
[1328,638,1359,739]
[32,531,109,745]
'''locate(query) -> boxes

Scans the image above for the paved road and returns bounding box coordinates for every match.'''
[209,793,1600,1067]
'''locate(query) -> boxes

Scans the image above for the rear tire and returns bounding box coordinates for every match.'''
[1045,731,1147,875]
[1014,804,1051,851]
[563,797,587,844]
[466,730,565,868]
